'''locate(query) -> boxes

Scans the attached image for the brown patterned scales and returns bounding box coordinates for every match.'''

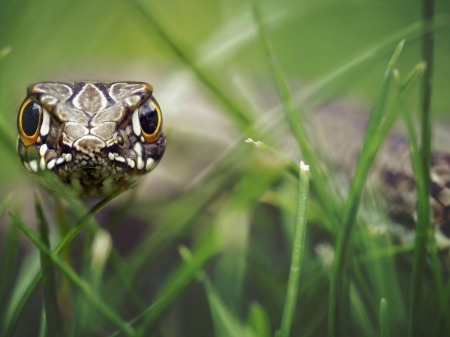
[309,101,450,238]
[17,81,166,197]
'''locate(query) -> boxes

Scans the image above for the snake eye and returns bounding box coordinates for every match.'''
[18,99,43,146]
[138,98,162,143]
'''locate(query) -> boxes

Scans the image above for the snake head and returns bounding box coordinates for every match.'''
[17,81,166,196]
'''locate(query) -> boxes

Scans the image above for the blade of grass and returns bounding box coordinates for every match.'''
[3,188,121,337]
[129,0,254,131]
[38,308,46,337]
[276,162,310,337]
[76,229,113,335]
[35,196,64,337]
[328,40,404,337]
[0,195,15,308]
[380,298,390,337]
[178,246,259,337]
[246,303,271,337]
[252,0,340,233]
[201,273,256,337]
[409,1,435,335]
[134,227,223,336]
[10,213,135,337]
[107,227,224,337]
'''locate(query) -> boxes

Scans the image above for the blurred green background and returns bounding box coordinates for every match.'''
[1,0,450,336]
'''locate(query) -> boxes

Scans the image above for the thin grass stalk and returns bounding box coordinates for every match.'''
[409,1,434,335]
[278,162,310,337]
[35,197,64,337]
[4,190,121,337]
[0,195,15,315]
[38,308,46,337]
[129,0,254,130]
[78,230,112,334]
[10,214,135,337]
[398,64,447,336]
[252,0,341,229]
[107,228,222,337]
[328,40,404,337]
[134,228,222,336]
[380,298,390,337]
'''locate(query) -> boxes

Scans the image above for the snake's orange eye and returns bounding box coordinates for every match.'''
[18,99,43,147]
[138,98,162,143]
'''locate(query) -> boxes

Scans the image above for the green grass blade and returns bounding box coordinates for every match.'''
[129,0,254,130]
[77,229,113,334]
[107,227,223,337]
[246,303,271,337]
[380,298,390,337]
[3,188,121,337]
[409,1,435,335]
[201,274,255,337]
[38,308,46,337]
[277,162,310,337]
[328,40,404,337]
[10,213,135,337]
[252,0,340,231]
[35,196,64,337]
[134,228,222,336]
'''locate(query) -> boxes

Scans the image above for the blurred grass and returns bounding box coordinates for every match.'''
[1,0,450,336]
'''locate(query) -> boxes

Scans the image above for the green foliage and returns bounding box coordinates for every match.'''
[0,0,449,336]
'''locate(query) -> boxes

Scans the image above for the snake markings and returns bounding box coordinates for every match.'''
[17,81,166,196]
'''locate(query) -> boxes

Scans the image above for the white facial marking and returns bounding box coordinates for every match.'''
[56,157,65,165]
[137,156,144,170]
[115,156,126,163]
[146,158,155,171]
[132,109,141,137]
[24,162,32,172]
[134,142,142,156]
[29,160,38,172]
[40,158,46,170]
[108,152,115,161]
[40,108,50,136]
[47,159,56,170]
[39,144,48,156]
[65,153,72,162]
[126,158,135,168]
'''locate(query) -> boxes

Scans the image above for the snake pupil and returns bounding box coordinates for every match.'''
[21,102,41,136]
[138,102,158,135]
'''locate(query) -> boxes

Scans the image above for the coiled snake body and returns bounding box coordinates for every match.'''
[17,81,166,196]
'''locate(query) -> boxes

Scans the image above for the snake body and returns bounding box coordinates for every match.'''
[17,81,166,196]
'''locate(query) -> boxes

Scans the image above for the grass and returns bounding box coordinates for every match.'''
[0,0,449,336]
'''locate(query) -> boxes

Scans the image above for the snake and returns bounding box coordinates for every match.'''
[16,81,166,197]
